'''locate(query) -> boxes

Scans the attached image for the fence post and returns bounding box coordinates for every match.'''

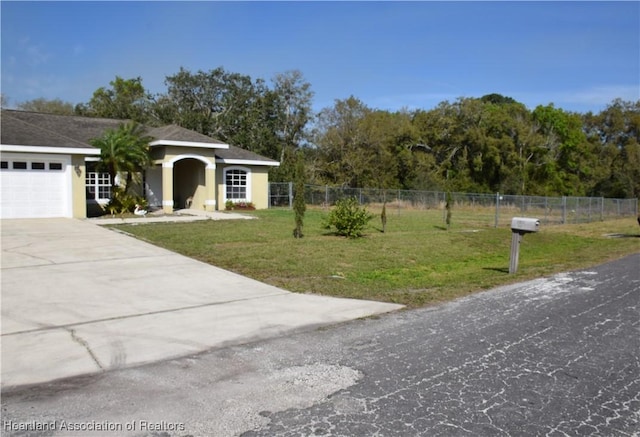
[325,185,328,209]
[288,182,293,209]
[495,192,500,228]
[562,196,567,224]
[268,183,272,209]
[544,197,548,223]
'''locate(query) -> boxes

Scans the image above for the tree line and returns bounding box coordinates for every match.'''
[4,68,639,198]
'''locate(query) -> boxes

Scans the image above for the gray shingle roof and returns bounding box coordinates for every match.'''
[2,109,123,145]
[1,111,98,150]
[1,109,278,164]
[216,144,279,163]
[145,125,227,145]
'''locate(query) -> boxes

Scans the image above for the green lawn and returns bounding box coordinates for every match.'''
[112,208,640,307]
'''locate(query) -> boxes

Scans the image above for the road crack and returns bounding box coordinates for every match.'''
[67,328,104,370]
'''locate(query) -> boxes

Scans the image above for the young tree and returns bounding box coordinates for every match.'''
[445,191,452,230]
[381,201,387,233]
[293,153,306,238]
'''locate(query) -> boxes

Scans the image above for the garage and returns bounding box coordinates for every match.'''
[0,153,72,219]
[1,110,103,219]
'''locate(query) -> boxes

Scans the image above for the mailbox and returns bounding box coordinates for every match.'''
[509,217,540,274]
[511,217,540,233]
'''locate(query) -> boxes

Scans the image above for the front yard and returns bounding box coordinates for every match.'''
[112,208,640,307]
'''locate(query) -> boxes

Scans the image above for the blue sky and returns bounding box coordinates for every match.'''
[2,1,638,114]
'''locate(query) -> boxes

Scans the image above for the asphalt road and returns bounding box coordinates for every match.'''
[2,253,639,436]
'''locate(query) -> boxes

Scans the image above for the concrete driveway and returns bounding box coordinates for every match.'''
[1,218,402,388]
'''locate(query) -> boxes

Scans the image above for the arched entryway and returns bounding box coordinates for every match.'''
[173,158,205,210]
[159,154,216,213]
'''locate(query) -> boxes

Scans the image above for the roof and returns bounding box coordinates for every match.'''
[216,144,280,166]
[146,125,228,146]
[2,109,123,144]
[0,109,279,165]
[1,110,100,155]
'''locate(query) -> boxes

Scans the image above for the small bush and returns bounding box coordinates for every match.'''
[225,200,255,210]
[106,187,145,216]
[324,197,373,238]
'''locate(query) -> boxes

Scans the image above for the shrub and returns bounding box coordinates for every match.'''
[225,200,255,210]
[106,186,146,216]
[324,197,373,238]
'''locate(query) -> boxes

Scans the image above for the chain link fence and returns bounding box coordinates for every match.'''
[269,182,638,227]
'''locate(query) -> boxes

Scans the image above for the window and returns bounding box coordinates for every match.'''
[1,160,64,171]
[86,172,112,201]
[225,168,248,200]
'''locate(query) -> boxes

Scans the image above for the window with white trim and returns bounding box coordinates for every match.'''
[224,167,251,201]
[86,172,112,201]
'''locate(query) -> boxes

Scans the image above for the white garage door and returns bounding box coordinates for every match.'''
[0,153,72,219]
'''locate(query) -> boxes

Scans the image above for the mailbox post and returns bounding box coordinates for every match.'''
[509,217,540,274]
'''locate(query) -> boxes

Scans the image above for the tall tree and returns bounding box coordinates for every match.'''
[78,76,151,123]
[16,98,75,115]
[314,96,372,187]
[154,67,314,182]
[584,99,640,197]
[531,104,592,195]
[156,67,258,141]
[270,70,314,181]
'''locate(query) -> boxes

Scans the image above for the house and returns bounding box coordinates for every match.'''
[0,110,279,219]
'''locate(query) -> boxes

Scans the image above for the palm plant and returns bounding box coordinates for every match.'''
[91,122,152,193]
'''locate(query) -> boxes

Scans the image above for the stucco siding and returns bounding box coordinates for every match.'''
[250,167,269,210]
[71,155,88,218]
[161,146,218,164]
[216,164,270,210]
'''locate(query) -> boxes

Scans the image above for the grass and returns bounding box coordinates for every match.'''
[112,207,640,307]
